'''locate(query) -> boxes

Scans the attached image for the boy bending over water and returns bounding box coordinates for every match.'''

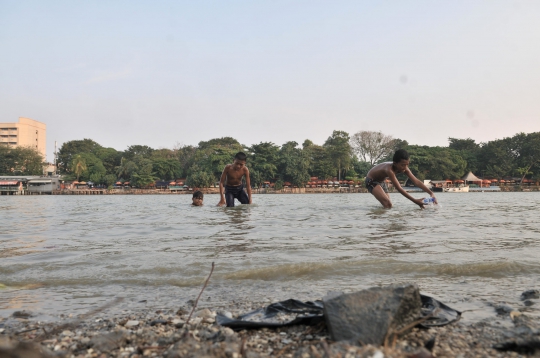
[217,152,252,207]
[366,149,436,209]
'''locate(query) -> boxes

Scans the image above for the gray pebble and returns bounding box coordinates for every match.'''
[521,289,539,300]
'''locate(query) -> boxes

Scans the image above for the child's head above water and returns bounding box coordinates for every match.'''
[192,190,203,206]
[392,149,410,173]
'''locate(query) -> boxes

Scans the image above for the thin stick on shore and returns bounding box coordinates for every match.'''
[186,262,215,325]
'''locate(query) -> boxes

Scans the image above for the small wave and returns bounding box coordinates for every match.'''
[220,258,540,281]
[2,258,538,289]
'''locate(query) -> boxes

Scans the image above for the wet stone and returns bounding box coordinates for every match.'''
[494,304,515,316]
[90,332,125,352]
[520,289,540,300]
[12,311,33,318]
[218,311,233,319]
[323,283,422,345]
[149,319,168,326]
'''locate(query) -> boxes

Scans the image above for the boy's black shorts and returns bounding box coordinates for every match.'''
[365,177,388,194]
[225,184,249,207]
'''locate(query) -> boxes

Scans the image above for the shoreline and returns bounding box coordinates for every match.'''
[12,185,540,195]
[1,292,535,358]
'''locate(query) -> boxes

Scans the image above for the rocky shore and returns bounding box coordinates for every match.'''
[1,291,539,358]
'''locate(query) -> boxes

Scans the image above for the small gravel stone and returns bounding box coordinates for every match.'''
[520,289,539,300]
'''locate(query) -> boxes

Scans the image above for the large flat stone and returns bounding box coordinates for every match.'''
[323,283,422,345]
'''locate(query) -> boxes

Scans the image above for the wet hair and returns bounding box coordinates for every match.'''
[393,149,409,163]
[192,190,203,199]
[234,152,247,161]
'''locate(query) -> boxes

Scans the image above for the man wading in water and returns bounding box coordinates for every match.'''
[366,149,436,209]
[217,152,252,207]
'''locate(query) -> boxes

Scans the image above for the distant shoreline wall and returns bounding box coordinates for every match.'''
[41,185,540,195]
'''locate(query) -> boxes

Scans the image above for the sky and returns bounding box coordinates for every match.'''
[1,1,540,161]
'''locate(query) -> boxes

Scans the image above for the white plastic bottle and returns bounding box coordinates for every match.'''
[423,197,435,205]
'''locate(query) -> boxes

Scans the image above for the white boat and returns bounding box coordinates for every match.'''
[443,185,469,192]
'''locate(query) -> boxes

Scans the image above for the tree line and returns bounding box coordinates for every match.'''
[1,130,539,187]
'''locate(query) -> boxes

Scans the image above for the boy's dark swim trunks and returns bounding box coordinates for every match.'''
[365,177,388,194]
[225,184,249,207]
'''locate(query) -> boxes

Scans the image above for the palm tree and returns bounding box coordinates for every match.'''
[70,154,87,182]
[116,157,137,180]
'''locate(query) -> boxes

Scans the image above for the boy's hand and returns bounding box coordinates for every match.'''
[431,196,438,204]
[217,199,226,207]
[414,198,425,209]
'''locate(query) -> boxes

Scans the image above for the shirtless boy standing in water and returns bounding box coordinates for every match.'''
[366,149,436,209]
[217,152,252,207]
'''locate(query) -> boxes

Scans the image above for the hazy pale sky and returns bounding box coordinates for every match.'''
[1,1,539,161]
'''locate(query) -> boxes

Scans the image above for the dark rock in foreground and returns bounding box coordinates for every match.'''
[323,283,422,345]
[521,289,540,301]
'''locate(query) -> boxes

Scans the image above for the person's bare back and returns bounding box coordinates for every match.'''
[366,162,394,182]
[365,149,436,209]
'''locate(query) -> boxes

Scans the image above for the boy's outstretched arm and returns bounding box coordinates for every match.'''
[217,166,228,206]
[244,167,252,204]
[404,169,437,204]
[388,171,426,208]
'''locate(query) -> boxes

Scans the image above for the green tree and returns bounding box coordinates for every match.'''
[151,148,177,160]
[194,146,239,180]
[448,138,479,151]
[303,142,334,179]
[323,130,352,180]
[176,145,198,177]
[513,132,540,184]
[57,139,102,174]
[153,158,182,180]
[103,174,117,187]
[277,141,310,187]
[79,153,107,183]
[0,146,44,175]
[95,147,121,175]
[187,164,214,188]
[70,154,88,182]
[476,138,514,178]
[448,137,480,173]
[130,159,157,187]
[116,157,138,181]
[406,146,467,180]
[247,142,280,187]
[123,145,155,161]
[350,156,371,178]
[198,137,243,151]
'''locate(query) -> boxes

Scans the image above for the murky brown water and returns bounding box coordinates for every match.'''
[1,192,539,322]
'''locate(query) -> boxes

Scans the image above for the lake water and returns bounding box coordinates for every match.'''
[1,192,539,323]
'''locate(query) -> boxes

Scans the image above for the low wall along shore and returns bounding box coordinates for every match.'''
[43,185,540,195]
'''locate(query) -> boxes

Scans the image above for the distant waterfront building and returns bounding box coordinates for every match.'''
[0,117,47,159]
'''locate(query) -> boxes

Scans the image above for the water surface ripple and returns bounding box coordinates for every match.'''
[1,192,539,321]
